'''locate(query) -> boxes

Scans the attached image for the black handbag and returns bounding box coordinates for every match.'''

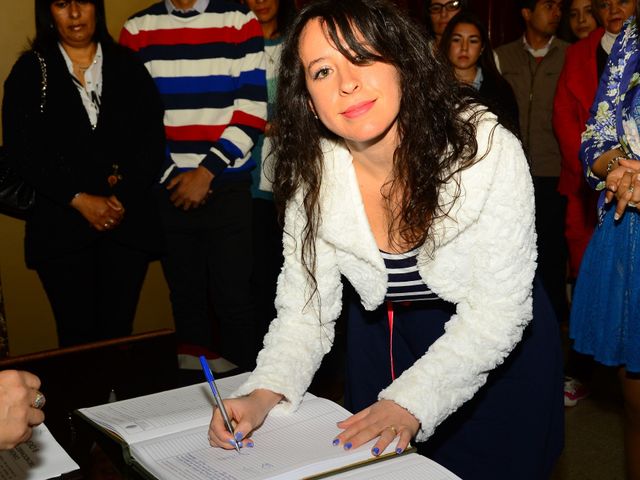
[0,51,47,216]
[0,145,35,214]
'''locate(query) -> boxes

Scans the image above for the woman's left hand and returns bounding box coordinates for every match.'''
[334,399,419,456]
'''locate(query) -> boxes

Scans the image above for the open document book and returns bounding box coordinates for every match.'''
[76,373,459,479]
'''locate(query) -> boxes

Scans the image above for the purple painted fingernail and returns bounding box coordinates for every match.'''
[332,438,340,446]
[228,440,237,448]
[246,441,254,448]
[372,447,380,456]
[235,432,244,441]
[344,442,352,450]
[396,447,403,455]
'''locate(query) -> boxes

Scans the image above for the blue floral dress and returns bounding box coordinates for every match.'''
[571,18,640,373]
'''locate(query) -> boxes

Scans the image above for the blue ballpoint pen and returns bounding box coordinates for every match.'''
[199,355,241,453]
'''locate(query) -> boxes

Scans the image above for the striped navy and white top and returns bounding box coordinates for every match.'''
[381,248,440,303]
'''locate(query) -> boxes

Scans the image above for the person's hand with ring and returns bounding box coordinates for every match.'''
[0,370,45,450]
[333,399,419,457]
[606,158,640,220]
[70,193,125,231]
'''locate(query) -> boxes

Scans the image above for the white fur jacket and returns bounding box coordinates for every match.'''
[235,113,537,442]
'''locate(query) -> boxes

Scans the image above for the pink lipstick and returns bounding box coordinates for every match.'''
[341,100,375,119]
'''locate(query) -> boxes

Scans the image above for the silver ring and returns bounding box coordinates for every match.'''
[629,185,635,194]
[629,201,637,208]
[32,391,45,409]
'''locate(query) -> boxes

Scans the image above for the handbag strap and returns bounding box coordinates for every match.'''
[33,51,47,114]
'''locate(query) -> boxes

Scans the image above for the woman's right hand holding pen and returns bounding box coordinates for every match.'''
[208,389,283,450]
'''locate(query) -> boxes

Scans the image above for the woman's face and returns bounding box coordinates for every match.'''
[245,0,279,26]
[447,23,483,72]
[299,19,402,152]
[429,0,462,39]
[596,0,636,34]
[50,0,96,49]
[569,0,597,39]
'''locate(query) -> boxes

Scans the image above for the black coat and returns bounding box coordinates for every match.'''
[2,42,166,267]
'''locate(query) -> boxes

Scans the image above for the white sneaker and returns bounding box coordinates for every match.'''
[564,376,590,407]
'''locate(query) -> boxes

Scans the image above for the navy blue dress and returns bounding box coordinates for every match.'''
[343,272,564,479]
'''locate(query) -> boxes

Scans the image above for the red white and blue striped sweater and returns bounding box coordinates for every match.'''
[120,1,268,183]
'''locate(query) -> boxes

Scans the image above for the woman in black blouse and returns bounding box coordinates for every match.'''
[2,0,166,346]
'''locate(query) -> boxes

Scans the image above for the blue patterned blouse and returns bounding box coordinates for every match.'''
[580,17,640,221]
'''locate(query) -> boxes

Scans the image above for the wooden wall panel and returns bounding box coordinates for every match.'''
[469,0,524,47]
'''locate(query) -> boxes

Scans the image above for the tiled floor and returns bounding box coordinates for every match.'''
[551,365,626,480]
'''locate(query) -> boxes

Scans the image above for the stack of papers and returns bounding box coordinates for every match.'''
[0,424,79,480]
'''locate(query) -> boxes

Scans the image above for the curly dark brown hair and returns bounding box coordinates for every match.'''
[272,0,483,288]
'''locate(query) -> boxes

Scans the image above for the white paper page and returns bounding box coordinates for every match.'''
[129,398,386,480]
[0,424,79,480]
[78,372,251,444]
[330,453,462,479]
